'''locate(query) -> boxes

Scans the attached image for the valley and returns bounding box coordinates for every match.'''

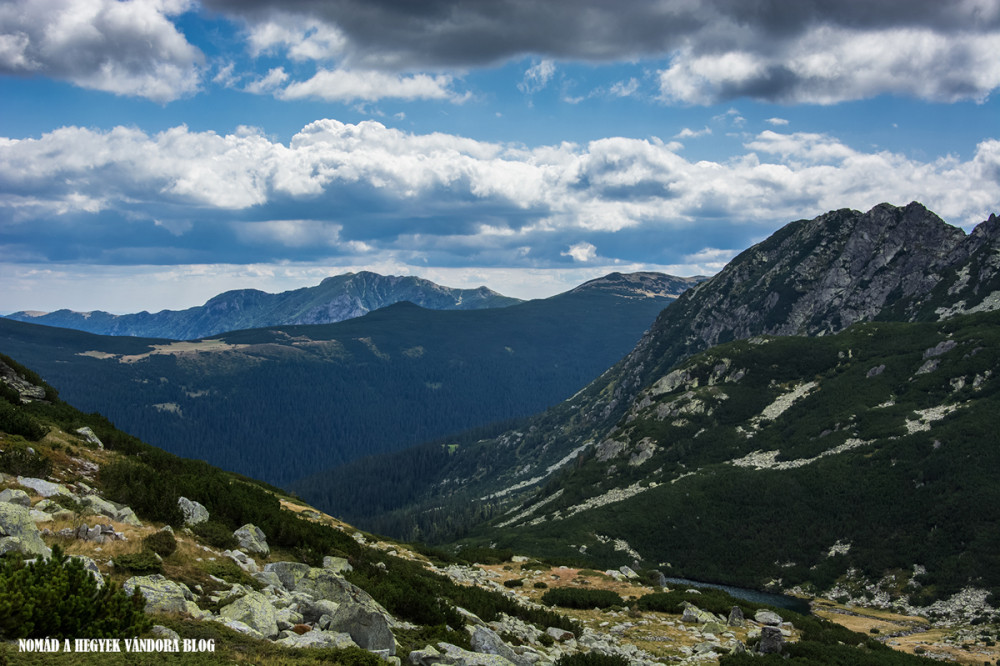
[2,202,999,665]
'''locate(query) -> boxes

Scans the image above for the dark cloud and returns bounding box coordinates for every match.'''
[204,0,999,67]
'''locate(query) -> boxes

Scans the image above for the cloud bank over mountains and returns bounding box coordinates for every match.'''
[3,120,997,270]
[2,0,998,104]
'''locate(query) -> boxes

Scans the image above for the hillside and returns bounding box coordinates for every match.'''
[1,353,955,665]
[0,272,699,486]
[305,203,1000,564]
[3,271,523,340]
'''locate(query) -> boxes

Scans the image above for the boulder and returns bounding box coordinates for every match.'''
[252,570,284,589]
[264,561,311,590]
[680,602,719,624]
[233,523,269,556]
[220,619,264,639]
[151,625,180,641]
[123,575,195,614]
[326,603,396,655]
[74,426,104,449]
[177,497,209,526]
[409,642,516,666]
[0,488,30,507]
[300,598,341,624]
[469,625,521,664]
[619,565,640,579]
[276,629,358,649]
[0,502,51,557]
[545,627,575,642]
[220,591,279,639]
[727,606,746,627]
[758,626,785,654]
[754,609,783,626]
[16,477,72,498]
[322,555,352,574]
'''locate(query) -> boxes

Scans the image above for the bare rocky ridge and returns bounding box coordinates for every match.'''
[4,271,522,340]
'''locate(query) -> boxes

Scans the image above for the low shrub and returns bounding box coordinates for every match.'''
[0,545,150,639]
[0,441,51,477]
[142,530,177,558]
[541,587,623,610]
[503,579,524,588]
[112,551,163,576]
[190,520,238,550]
[555,654,631,666]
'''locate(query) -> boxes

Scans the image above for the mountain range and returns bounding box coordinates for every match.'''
[0,271,700,486]
[295,202,1000,607]
[3,271,523,340]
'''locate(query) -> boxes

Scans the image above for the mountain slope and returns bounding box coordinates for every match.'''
[0,272,700,487]
[319,202,1000,547]
[473,310,1000,605]
[4,271,522,340]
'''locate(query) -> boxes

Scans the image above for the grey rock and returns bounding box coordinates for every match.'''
[754,609,783,626]
[220,591,279,639]
[177,497,209,526]
[123,575,195,614]
[0,502,51,557]
[264,561,311,590]
[469,625,522,665]
[74,426,104,449]
[322,555,352,574]
[252,570,283,589]
[0,488,30,507]
[758,626,785,654]
[233,523,269,556]
[151,625,180,641]
[326,603,396,655]
[276,629,358,649]
[727,606,745,628]
[16,477,72,498]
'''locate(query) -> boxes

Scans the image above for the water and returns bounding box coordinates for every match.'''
[661,576,812,615]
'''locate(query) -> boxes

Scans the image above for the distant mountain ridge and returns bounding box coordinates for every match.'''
[0,272,700,486]
[4,271,522,340]
[309,202,1000,549]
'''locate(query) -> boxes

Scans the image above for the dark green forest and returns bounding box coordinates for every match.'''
[0,287,676,486]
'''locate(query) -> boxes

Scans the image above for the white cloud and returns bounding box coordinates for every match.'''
[674,127,712,139]
[658,26,1000,105]
[518,59,556,94]
[244,67,289,94]
[562,242,598,262]
[766,117,790,126]
[245,15,347,61]
[1,121,997,278]
[0,0,202,102]
[279,69,465,102]
[608,77,640,97]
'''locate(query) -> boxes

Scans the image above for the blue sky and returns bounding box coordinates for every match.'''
[1,0,999,314]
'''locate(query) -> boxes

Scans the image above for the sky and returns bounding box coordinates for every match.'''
[1,0,999,314]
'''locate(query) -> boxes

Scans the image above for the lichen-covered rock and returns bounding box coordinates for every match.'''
[276,629,358,649]
[0,488,30,507]
[680,602,719,624]
[727,605,746,627]
[74,426,104,449]
[177,497,209,526]
[410,642,516,666]
[469,625,521,665]
[16,476,72,498]
[326,603,396,655]
[123,574,195,614]
[233,523,269,556]
[0,502,51,557]
[322,555,352,574]
[220,591,279,639]
[758,626,785,654]
[754,609,783,626]
[264,561,310,590]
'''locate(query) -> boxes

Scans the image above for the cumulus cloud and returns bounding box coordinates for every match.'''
[280,69,465,102]
[1,120,997,274]
[202,0,1000,104]
[0,0,203,102]
[518,59,555,94]
[562,242,597,262]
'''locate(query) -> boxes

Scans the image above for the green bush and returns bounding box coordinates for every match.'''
[503,578,524,588]
[142,530,177,557]
[0,545,150,639]
[0,401,47,442]
[541,587,623,610]
[99,459,183,525]
[0,441,51,477]
[190,520,238,550]
[113,551,163,576]
[534,581,548,589]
